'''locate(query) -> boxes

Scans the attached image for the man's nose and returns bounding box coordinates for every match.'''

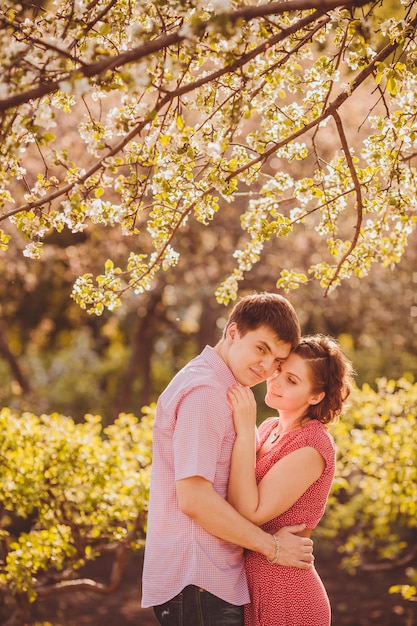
[263,356,278,376]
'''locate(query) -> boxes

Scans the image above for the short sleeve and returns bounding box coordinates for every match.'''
[173,384,233,484]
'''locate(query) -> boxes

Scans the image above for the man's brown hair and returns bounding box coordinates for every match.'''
[224,292,300,349]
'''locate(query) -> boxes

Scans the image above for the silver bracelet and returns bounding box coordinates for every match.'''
[266,534,280,564]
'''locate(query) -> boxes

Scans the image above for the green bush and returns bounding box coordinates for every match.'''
[1,377,416,623]
[320,376,417,601]
[0,406,154,623]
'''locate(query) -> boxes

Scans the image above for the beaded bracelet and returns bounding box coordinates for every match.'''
[266,534,280,564]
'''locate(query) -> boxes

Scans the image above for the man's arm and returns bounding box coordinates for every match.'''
[176,475,313,568]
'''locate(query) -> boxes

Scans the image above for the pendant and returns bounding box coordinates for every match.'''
[270,431,280,443]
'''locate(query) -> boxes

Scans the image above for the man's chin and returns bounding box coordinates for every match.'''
[248,375,264,387]
[236,371,264,387]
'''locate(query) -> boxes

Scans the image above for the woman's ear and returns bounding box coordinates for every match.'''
[309,391,325,406]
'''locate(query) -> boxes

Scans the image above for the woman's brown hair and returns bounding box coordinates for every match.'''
[294,334,355,424]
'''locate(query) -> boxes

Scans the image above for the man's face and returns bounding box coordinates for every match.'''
[224,323,291,387]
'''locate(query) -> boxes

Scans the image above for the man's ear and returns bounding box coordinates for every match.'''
[309,391,325,406]
[226,322,239,341]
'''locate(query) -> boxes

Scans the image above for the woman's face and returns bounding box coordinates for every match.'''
[265,352,320,413]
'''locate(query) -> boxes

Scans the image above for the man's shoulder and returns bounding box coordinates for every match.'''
[160,352,217,399]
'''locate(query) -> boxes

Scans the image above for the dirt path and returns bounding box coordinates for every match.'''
[29,551,417,626]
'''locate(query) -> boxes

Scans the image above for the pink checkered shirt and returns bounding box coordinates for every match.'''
[141,346,250,607]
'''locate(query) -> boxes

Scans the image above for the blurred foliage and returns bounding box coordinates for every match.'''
[1,0,416,422]
[0,214,416,424]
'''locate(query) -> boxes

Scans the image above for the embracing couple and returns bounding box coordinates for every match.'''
[142,292,354,626]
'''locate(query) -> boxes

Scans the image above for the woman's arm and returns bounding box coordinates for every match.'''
[227,386,325,526]
[250,447,325,525]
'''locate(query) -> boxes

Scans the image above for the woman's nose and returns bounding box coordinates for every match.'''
[269,370,280,384]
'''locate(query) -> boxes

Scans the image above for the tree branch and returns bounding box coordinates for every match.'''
[361,545,417,572]
[325,109,364,294]
[84,0,119,32]
[0,0,371,113]
[0,324,30,393]
[0,6,329,221]
[36,513,144,597]
[228,28,407,182]
[0,1,410,303]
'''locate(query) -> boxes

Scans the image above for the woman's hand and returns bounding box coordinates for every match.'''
[227,385,257,436]
[227,385,258,513]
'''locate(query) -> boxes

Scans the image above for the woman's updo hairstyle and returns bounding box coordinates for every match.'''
[293,334,355,424]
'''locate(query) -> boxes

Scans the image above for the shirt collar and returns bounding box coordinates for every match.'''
[201,345,237,388]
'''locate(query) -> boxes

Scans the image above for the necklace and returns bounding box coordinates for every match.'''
[270,425,300,443]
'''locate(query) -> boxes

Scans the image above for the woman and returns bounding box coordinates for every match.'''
[227,334,354,626]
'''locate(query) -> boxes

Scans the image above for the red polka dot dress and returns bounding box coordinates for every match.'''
[244,418,336,626]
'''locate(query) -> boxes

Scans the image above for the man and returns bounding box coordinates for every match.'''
[142,293,314,625]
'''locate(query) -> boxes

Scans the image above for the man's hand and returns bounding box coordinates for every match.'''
[274,524,314,569]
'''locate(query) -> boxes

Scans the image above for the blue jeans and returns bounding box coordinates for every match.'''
[153,585,244,626]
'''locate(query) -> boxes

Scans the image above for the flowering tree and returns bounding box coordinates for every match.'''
[1,0,416,314]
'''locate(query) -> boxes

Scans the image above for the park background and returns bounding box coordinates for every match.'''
[1,0,417,624]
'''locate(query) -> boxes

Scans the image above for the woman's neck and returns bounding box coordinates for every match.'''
[275,411,302,433]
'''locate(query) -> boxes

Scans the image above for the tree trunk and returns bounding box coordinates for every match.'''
[115,288,165,415]
[197,296,221,352]
[0,324,30,394]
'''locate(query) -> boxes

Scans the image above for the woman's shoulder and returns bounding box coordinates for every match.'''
[303,420,335,451]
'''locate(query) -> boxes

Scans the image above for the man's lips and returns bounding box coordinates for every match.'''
[250,368,263,380]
